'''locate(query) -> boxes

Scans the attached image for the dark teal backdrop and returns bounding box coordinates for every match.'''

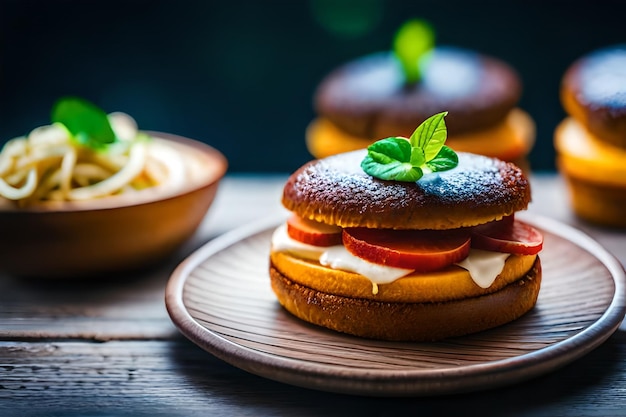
[1,0,624,173]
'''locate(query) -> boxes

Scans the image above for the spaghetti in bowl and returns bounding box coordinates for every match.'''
[0,119,227,278]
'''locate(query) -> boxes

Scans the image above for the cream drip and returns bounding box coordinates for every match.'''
[271,224,509,288]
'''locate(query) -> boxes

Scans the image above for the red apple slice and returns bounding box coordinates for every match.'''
[286,215,342,247]
[471,219,543,255]
[342,228,471,271]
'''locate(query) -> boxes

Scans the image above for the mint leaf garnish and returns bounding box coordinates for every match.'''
[411,111,447,160]
[51,97,117,150]
[392,18,435,84]
[361,137,424,182]
[361,111,458,182]
[425,145,458,172]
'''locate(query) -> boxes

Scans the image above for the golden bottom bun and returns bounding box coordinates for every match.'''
[305,108,535,165]
[555,117,626,227]
[269,258,542,342]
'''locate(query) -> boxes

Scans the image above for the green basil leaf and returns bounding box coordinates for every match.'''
[410,146,425,167]
[361,137,424,181]
[366,137,412,163]
[425,145,458,172]
[409,111,448,160]
[361,155,424,182]
[392,19,435,84]
[361,111,457,182]
[51,97,116,149]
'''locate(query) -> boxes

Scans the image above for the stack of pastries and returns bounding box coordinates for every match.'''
[554,44,626,227]
[271,113,543,341]
[306,22,536,170]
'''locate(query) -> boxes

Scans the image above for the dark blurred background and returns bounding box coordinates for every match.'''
[1,0,625,173]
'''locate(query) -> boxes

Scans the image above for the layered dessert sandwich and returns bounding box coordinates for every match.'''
[554,44,626,227]
[271,112,543,341]
[306,19,536,171]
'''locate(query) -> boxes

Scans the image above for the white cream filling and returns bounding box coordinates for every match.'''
[320,246,412,284]
[271,224,509,289]
[456,249,510,288]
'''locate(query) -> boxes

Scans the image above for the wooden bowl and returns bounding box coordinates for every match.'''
[0,132,228,278]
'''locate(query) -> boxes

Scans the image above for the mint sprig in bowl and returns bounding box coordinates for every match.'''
[361,112,458,182]
[52,96,118,150]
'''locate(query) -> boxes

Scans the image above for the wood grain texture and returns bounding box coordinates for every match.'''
[1,337,626,417]
[167,213,626,396]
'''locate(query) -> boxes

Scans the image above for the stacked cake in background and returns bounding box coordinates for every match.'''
[306,19,536,171]
[554,44,626,227]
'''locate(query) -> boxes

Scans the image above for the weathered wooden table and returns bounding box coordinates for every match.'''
[1,173,625,416]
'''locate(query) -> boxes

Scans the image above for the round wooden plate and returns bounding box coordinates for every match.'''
[165,213,626,397]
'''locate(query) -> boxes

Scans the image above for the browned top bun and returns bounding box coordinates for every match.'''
[314,46,521,140]
[282,150,531,230]
[561,44,626,149]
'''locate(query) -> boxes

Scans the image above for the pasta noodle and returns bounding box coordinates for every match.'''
[0,112,185,205]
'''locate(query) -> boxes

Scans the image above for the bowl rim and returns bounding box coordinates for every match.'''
[0,131,228,214]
